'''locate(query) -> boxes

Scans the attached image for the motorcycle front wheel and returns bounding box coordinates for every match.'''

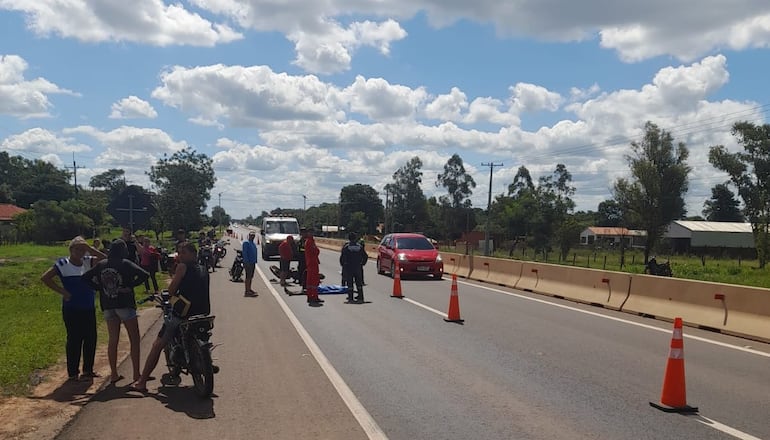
[190,340,214,398]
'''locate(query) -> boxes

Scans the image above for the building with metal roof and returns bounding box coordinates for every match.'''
[580,227,647,248]
[665,220,755,250]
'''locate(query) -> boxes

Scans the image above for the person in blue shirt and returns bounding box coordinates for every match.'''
[242,231,258,297]
[41,236,106,381]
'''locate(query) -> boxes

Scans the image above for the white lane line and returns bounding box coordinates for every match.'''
[452,278,770,359]
[256,266,388,440]
[689,415,764,440]
[402,297,446,318]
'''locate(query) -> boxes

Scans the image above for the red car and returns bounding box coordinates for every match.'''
[376,233,444,279]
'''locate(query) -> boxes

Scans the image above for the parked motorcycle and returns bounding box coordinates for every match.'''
[269,264,325,284]
[138,291,217,398]
[229,249,244,282]
[645,257,673,277]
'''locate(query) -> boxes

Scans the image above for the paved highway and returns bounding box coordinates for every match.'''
[58,229,770,439]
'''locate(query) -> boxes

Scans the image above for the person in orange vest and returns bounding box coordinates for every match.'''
[302,227,323,305]
[278,235,295,287]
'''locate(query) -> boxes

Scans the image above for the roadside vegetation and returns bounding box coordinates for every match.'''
[0,239,172,396]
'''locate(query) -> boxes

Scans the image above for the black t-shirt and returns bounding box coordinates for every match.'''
[340,242,367,269]
[177,262,211,316]
[83,258,149,311]
[122,238,139,263]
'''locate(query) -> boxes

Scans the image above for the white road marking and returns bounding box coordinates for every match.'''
[256,266,389,440]
[689,415,764,440]
[402,297,447,318]
[452,278,770,358]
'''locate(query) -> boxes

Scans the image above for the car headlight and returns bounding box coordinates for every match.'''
[435,255,442,262]
[264,239,271,244]
[397,253,408,262]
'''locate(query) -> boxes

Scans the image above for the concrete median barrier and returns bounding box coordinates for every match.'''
[525,263,631,310]
[624,275,770,342]
[443,252,472,278]
[469,255,523,287]
[514,262,543,292]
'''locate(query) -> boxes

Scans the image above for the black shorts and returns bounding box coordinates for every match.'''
[244,262,256,278]
[279,259,290,273]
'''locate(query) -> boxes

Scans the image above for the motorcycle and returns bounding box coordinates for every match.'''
[158,247,171,272]
[198,245,215,273]
[229,249,244,282]
[269,263,325,285]
[139,291,217,398]
[645,257,673,277]
[213,241,227,268]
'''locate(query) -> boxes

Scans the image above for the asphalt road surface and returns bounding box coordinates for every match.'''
[58,229,770,439]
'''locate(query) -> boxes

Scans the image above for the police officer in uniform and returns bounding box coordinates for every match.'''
[340,232,367,303]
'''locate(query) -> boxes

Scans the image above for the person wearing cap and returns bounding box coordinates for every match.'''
[40,236,106,381]
[242,231,258,297]
[302,227,323,305]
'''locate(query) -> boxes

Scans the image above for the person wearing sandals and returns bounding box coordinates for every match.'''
[83,239,149,384]
[41,236,106,381]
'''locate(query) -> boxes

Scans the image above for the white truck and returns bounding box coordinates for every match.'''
[260,216,300,260]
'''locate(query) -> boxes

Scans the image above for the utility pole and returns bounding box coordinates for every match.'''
[482,162,503,256]
[302,194,307,212]
[384,187,389,234]
[65,153,85,193]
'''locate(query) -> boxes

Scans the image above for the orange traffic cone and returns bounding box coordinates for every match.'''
[650,317,698,413]
[444,274,464,323]
[391,261,403,298]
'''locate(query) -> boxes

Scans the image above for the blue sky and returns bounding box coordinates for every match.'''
[1,1,769,219]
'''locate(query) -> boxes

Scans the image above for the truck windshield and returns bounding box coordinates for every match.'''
[265,221,299,234]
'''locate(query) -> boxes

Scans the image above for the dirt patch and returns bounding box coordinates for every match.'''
[0,311,160,440]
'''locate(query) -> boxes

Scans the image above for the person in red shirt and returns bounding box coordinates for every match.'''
[139,236,161,293]
[303,228,323,305]
[278,235,295,287]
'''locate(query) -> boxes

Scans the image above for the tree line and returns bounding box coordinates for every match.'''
[251,121,770,268]
[3,121,768,267]
[0,149,224,244]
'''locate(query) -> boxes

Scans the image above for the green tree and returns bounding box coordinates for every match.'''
[614,122,690,263]
[15,200,94,243]
[147,148,216,232]
[596,199,623,227]
[347,211,368,235]
[211,205,232,229]
[0,152,74,208]
[555,215,585,261]
[702,183,744,222]
[339,184,384,234]
[709,121,770,268]
[387,157,428,232]
[435,153,476,239]
[89,168,127,200]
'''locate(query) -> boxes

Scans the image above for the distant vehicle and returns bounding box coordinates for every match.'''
[261,216,300,260]
[376,233,443,279]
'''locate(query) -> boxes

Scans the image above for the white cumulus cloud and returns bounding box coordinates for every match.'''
[109,96,158,119]
[0,54,78,118]
[0,127,91,154]
[0,0,242,46]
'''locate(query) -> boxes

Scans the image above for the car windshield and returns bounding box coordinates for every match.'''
[396,237,434,250]
[265,221,299,234]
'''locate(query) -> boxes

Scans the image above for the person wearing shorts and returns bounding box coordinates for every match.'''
[83,239,149,383]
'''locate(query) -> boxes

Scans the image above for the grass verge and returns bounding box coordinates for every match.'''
[0,243,168,395]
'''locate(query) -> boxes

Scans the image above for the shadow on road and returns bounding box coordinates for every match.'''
[155,386,216,419]
[28,377,98,406]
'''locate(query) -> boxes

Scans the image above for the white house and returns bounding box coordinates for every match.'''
[580,227,647,248]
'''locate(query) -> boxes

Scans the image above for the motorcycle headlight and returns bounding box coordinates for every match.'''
[264,239,271,244]
[397,253,408,262]
[435,254,442,262]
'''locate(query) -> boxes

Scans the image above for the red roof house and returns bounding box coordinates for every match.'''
[0,204,27,222]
